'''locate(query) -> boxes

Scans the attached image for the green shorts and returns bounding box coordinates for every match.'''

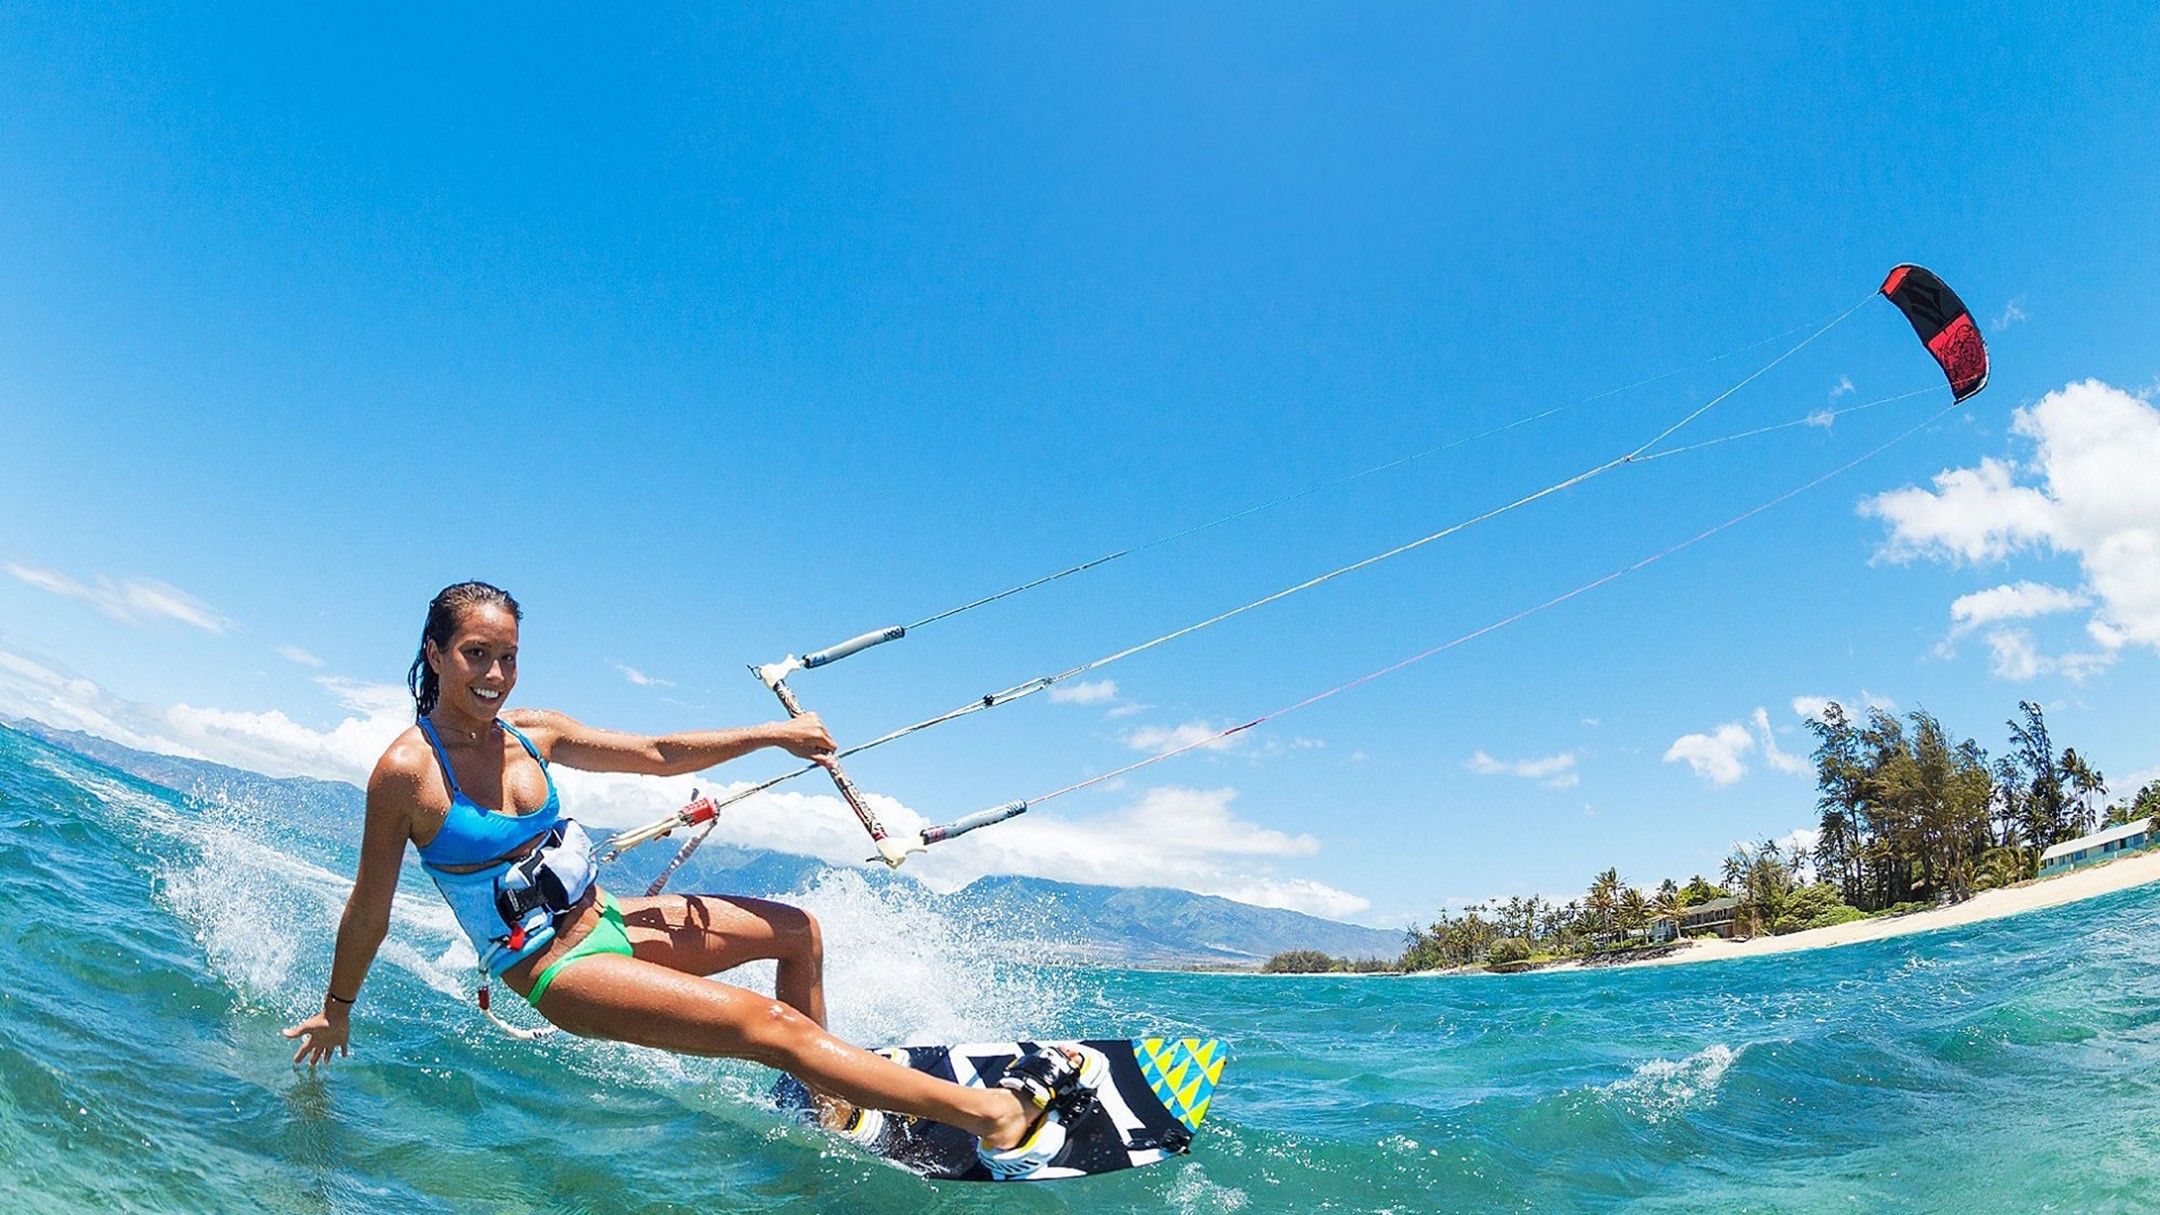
[527,889,634,1009]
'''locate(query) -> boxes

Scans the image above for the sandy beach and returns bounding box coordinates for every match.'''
[1566,849,2160,970]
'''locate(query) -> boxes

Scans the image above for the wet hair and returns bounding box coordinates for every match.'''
[407,581,522,720]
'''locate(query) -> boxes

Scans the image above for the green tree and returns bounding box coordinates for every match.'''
[1724,838,1799,935]
[1680,875,1726,905]
[1972,844,2031,891]
[1770,883,1865,934]
[1487,937,1534,967]
[1618,886,1652,941]
[1263,949,1339,973]
[1586,869,1624,945]
[2059,748,2106,839]
[2006,700,2069,849]
[2103,780,2160,829]
[1807,701,1868,904]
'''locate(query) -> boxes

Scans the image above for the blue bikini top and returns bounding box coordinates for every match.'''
[412,718,565,869]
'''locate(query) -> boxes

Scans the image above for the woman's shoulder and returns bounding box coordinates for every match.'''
[502,707,575,743]
[501,707,559,729]
[369,725,436,793]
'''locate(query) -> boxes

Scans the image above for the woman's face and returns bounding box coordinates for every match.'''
[427,604,519,722]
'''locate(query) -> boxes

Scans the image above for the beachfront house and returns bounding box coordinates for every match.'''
[2037,820,2159,877]
[1676,896,1742,940]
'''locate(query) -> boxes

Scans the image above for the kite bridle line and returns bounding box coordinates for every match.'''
[946,392,1970,823]
[610,286,1963,889]
[739,302,1870,680]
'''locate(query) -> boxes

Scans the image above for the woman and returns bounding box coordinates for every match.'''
[281,581,1100,1178]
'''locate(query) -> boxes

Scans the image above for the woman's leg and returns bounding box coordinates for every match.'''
[611,892,828,1026]
[528,951,1033,1148]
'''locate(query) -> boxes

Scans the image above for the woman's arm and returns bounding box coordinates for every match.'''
[282,749,419,1066]
[506,708,837,776]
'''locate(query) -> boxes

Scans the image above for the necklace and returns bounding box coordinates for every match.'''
[434,715,494,745]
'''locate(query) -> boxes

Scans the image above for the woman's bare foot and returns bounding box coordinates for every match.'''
[976,1088,1035,1151]
[812,1093,857,1132]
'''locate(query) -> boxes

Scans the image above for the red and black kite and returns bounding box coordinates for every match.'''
[1880,264,1989,402]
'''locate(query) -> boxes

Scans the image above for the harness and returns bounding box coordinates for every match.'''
[412,718,593,1038]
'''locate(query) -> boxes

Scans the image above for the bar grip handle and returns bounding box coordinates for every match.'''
[803,626,905,670]
[920,801,1028,845]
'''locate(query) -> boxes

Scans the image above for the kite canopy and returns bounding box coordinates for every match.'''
[1880,264,1989,402]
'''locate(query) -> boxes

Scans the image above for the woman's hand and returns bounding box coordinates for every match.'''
[770,712,838,764]
[283,1006,352,1067]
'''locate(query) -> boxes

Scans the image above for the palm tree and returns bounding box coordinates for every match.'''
[1618,887,1652,942]
[1807,701,1868,904]
[2059,749,2105,839]
[2008,701,2068,848]
[1586,869,1623,946]
[1651,879,1683,941]
[1972,845,2029,892]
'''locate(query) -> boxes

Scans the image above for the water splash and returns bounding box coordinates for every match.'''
[777,868,1090,1046]
[1594,1043,1738,1124]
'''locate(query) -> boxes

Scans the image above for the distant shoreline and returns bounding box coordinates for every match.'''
[1217,850,2160,978]
[1406,849,2160,976]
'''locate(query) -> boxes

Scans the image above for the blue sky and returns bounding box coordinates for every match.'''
[3,4,2157,927]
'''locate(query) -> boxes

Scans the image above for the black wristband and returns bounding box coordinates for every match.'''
[326,991,355,1006]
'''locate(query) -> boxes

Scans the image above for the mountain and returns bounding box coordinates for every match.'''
[3,717,1404,968]
[3,717,370,845]
[947,874,1403,966]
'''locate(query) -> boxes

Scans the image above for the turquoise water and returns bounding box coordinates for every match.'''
[6,724,2160,1213]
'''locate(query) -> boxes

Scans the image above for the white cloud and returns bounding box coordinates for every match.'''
[1863,458,2057,563]
[1986,629,2043,681]
[1993,298,2027,332]
[1211,878,1372,922]
[937,785,1360,917]
[1774,827,1821,882]
[1776,826,1820,855]
[7,564,232,633]
[315,676,416,719]
[1664,723,1754,786]
[1751,707,1810,777]
[1982,628,2115,684]
[1122,720,1241,755]
[276,645,326,668]
[0,650,178,754]
[1864,379,2160,656]
[0,646,410,781]
[1666,707,1811,786]
[612,662,675,688]
[1465,750,1580,789]
[1791,696,1832,721]
[1791,691,1895,722]
[1828,375,1855,403]
[555,772,1364,918]
[1948,582,2089,636]
[1048,679,1118,705]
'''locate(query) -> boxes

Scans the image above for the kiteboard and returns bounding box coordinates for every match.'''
[772,1037,1226,1182]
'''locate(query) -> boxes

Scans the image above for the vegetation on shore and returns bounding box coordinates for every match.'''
[1259,949,1394,974]
[1382,699,2160,973]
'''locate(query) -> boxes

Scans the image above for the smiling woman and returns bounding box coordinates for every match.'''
[279,581,1110,1179]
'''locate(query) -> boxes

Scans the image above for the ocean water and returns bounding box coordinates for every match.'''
[5,724,2160,1214]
